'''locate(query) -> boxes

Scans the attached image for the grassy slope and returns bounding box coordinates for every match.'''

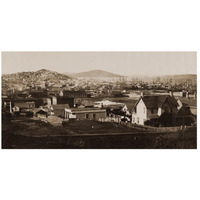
[2,117,197,149]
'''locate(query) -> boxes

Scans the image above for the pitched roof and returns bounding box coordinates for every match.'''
[126,103,136,113]
[136,95,178,109]
[177,105,192,116]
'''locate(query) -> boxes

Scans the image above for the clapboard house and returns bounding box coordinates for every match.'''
[132,95,179,126]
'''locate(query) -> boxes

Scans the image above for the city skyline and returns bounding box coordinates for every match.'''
[2,52,197,76]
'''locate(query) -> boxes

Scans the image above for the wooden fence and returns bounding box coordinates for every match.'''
[121,122,193,132]
[97,116,121,123]
[97,117,194,133]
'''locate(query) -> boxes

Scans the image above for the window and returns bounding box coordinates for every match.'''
[151,108,154,114]
[143,108,145,114]
[93,114,96,119]
[137,117,139,123]
[86,114,89,119]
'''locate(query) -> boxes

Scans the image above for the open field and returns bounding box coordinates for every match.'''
[2,117,197,149]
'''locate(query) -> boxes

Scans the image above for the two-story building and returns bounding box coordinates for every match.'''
[132,95,178,126]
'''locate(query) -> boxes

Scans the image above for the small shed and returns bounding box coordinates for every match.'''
[34,108,48,118]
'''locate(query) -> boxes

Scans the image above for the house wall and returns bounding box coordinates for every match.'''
[158,108,162,116]
[57,97,74,108]
[74,111,106,120]
[54,109,65,118]
[46,98,51,106]
[51,97,57,105]
[63,91,88,98]
[132,99,147,125]
[37,113,47,118]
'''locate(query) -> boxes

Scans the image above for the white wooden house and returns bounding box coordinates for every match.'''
[132,95,179,125]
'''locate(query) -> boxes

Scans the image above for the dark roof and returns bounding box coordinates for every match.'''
[126,102,137,113]
[15,102,35,107]
[36,110,47,114]
[177,105,192,116]
[70,107,106,113]
[136,95,178,109]
[63,90,87,94]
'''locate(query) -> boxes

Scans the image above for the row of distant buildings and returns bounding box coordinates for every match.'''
[2,89,197,127]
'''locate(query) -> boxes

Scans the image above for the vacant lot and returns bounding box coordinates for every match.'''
[2,117,138,136]
[2,117,197,149]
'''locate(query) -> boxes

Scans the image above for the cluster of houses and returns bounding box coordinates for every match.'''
[132,92,196,126]
[2,90,197,127]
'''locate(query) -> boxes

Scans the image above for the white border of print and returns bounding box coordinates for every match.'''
[0,1,199,200]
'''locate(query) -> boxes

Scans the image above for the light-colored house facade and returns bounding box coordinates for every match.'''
[132,98,147,125]
[132,95,178,125]
[95,100,130,115]
[70,108,106,120]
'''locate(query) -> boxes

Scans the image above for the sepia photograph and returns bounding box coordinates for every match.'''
[1,1,200,200]
[1,52,197,149]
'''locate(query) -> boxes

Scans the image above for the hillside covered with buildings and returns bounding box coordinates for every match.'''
[2,68,197,149]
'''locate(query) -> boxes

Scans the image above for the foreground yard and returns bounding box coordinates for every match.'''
[2,117,197,149]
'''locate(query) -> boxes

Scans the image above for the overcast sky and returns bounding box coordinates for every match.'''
[2,52,196,76]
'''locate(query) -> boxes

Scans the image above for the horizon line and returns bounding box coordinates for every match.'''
[1,68,197,77]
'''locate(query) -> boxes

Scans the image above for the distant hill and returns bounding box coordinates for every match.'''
[2,69,71,84]
[71,70,123,78]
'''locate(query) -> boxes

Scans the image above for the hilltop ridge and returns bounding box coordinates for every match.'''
[71,70,123,78]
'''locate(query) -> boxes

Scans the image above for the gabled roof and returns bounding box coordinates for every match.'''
[135,95,178,109]
[177,105,192,116]
[125,102,136,113]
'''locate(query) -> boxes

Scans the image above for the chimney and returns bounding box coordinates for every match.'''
[141,92,144,97]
